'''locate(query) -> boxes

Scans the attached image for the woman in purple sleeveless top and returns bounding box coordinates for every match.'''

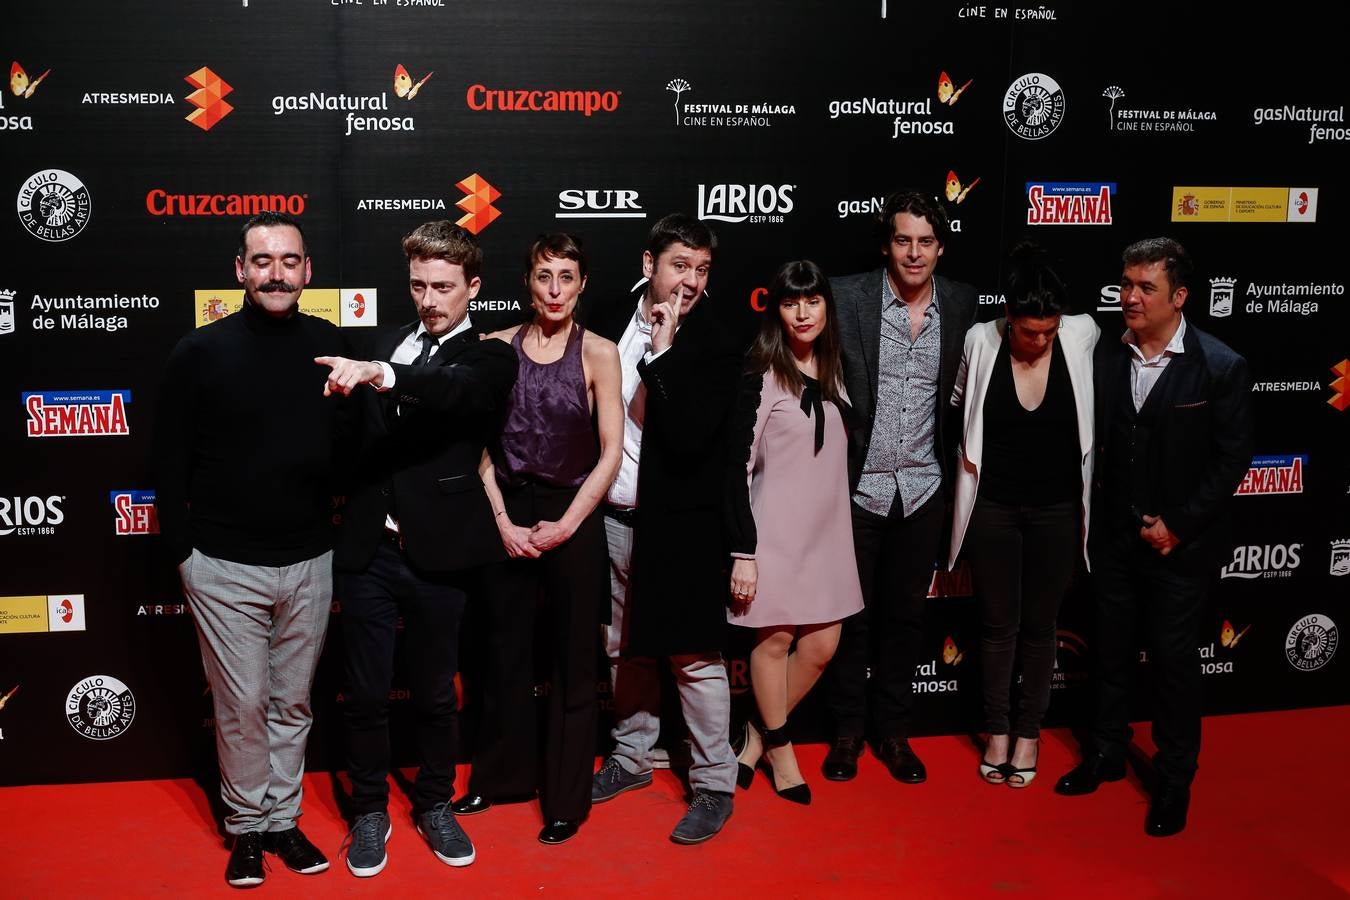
[458,234,622,845]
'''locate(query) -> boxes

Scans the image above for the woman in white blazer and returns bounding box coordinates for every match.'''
[949,243,1100,788]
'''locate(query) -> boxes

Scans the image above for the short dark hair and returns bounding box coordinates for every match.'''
[875,190,949,250]
[524,232,588,280]
[647,213,717,260]
[402,221,483,281]
[747,260,845,406]
[1003,241,1069,318]
[1122,237,1192,292]
[238,211,306,261]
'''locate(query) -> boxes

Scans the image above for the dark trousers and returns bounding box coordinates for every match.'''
[964,497,1079,739]
[826,491,944,739]
[1090,526,1207,788]
[338,537,469,816]
[467,481,606,822]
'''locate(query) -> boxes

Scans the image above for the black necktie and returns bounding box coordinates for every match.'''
[414,332,438,366]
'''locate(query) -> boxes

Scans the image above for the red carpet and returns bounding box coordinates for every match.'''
[3,707,1347,898]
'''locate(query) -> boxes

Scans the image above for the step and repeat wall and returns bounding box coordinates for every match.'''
[2,1,1346,785]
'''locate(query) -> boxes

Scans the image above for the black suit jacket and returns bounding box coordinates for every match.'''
[1091,320,1253,570]
[585,292,742,656]
[334,322,518,574]
[831,269,978,496]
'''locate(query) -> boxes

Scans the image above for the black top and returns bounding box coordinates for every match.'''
[978,335,1080,506]
[153,299,348,566]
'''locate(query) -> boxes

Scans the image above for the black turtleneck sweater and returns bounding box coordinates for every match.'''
[153,299,347,566]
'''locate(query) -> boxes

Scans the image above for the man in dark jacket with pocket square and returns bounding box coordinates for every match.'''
[1054,237,1253,839]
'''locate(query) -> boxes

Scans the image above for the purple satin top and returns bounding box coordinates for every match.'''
[496,323,598,488]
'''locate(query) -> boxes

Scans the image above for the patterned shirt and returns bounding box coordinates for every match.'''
[854,276,942,517]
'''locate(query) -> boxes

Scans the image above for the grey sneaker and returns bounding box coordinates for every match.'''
[591,756,654,803]
[417,801,476,867]
[342,811,391,878]
[670,789,733,844]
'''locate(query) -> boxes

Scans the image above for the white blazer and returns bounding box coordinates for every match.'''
[947,313,1100,570]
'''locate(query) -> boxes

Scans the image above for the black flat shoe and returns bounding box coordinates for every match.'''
[538,820,580,844]
[225,831,266,888]
[450,794,492,816]
[1146,786,1190,837]
[1054,754,1126,796]
[875,737,927,784]
[822,736,864,781]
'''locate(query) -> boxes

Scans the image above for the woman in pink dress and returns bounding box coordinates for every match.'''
[726,260,864,804]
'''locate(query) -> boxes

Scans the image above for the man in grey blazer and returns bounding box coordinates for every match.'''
[822,191,977,783]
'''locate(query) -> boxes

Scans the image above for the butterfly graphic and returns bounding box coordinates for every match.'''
[942,636,965,666]
[937,71,972,106]
[1220,620,1251,649]
[945,170,980,204]
[393,65,433,100]
[10,61,50,99]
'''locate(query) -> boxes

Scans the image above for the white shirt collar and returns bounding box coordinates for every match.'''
[415,315,474,345]
[1122,314,1186,361]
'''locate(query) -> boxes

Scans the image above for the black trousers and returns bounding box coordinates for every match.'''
[1090,525,1207,788]
[825,491,944,739]
[338,537,469,816]
[964,497,1079,739]
[466,481,606,822]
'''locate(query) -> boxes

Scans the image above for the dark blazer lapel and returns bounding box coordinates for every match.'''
[1140,324,1199,418]
[856,269,884,407]
[1097,333,1131,434]
[427,326,479,366]
[934,274,963,404]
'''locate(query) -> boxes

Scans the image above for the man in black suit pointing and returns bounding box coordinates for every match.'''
[316,221,516,876]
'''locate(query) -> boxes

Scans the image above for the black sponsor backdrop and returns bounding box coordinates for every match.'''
[1,1,1345,785]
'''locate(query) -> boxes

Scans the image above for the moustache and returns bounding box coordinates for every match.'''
[259,280,297,293]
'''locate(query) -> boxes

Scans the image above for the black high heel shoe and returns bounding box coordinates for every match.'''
[759,723,811,805]
[733,720,760,790]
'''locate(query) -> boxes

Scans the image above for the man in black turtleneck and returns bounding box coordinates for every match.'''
[154,211,342,888]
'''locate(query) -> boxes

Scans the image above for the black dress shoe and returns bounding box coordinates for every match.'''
[226,831,266,888]
[450,794,492,816]
[1146,786,1190,837]
[822,736,864,781]
[1053,754,1127,796]
[263,826,329,874]
[875,737,927,784]
[538,819,580,844]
